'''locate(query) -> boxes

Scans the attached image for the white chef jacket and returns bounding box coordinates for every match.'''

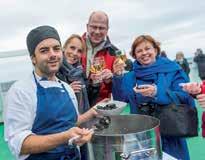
[4,73,79,160]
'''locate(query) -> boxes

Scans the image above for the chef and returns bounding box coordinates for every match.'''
[4,25,97,160]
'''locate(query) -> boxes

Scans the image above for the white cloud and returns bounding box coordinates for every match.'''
[0,0,205,59]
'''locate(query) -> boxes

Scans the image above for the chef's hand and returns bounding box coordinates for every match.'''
[133,84,157,97]
[77,107,98,125]
[67,127,93,146]
[87,107,98,118]
[181,82,201,95]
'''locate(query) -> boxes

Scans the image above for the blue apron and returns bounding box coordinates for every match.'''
[26,73,80,160]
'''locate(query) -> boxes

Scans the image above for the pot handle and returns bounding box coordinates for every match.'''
[120,147,156,159]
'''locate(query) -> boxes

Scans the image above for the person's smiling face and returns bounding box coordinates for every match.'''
[32,38,62,78]
[134,41,157,65]
[64,37,83,65]
[87,12,108,46]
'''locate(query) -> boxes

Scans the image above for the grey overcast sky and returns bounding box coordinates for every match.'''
[0,0,205,59]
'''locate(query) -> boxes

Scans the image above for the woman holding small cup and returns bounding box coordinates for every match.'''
[112,35,195,160]
[57,34,89,114]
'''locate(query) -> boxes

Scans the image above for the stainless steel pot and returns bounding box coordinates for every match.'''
[87,114,162,160]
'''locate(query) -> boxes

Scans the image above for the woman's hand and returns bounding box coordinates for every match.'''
[196,94,205,109]
[70,81,82,93]
[133,84,157,97]
[181,82,201,95]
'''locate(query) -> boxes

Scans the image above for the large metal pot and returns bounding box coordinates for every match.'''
[87,114,162,160]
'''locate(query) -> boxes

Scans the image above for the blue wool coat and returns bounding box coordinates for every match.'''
[112,57,195,160]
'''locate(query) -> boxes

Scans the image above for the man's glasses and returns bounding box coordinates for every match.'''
[88,24,107,31]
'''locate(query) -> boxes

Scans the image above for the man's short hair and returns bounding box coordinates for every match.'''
[88,11,109,27]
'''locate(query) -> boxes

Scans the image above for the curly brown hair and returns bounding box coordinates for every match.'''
[130,35,161,59]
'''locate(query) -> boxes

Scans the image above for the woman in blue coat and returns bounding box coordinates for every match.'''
[112,35,195,160]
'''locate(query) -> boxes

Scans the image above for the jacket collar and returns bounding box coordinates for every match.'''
[82,32,118,53]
